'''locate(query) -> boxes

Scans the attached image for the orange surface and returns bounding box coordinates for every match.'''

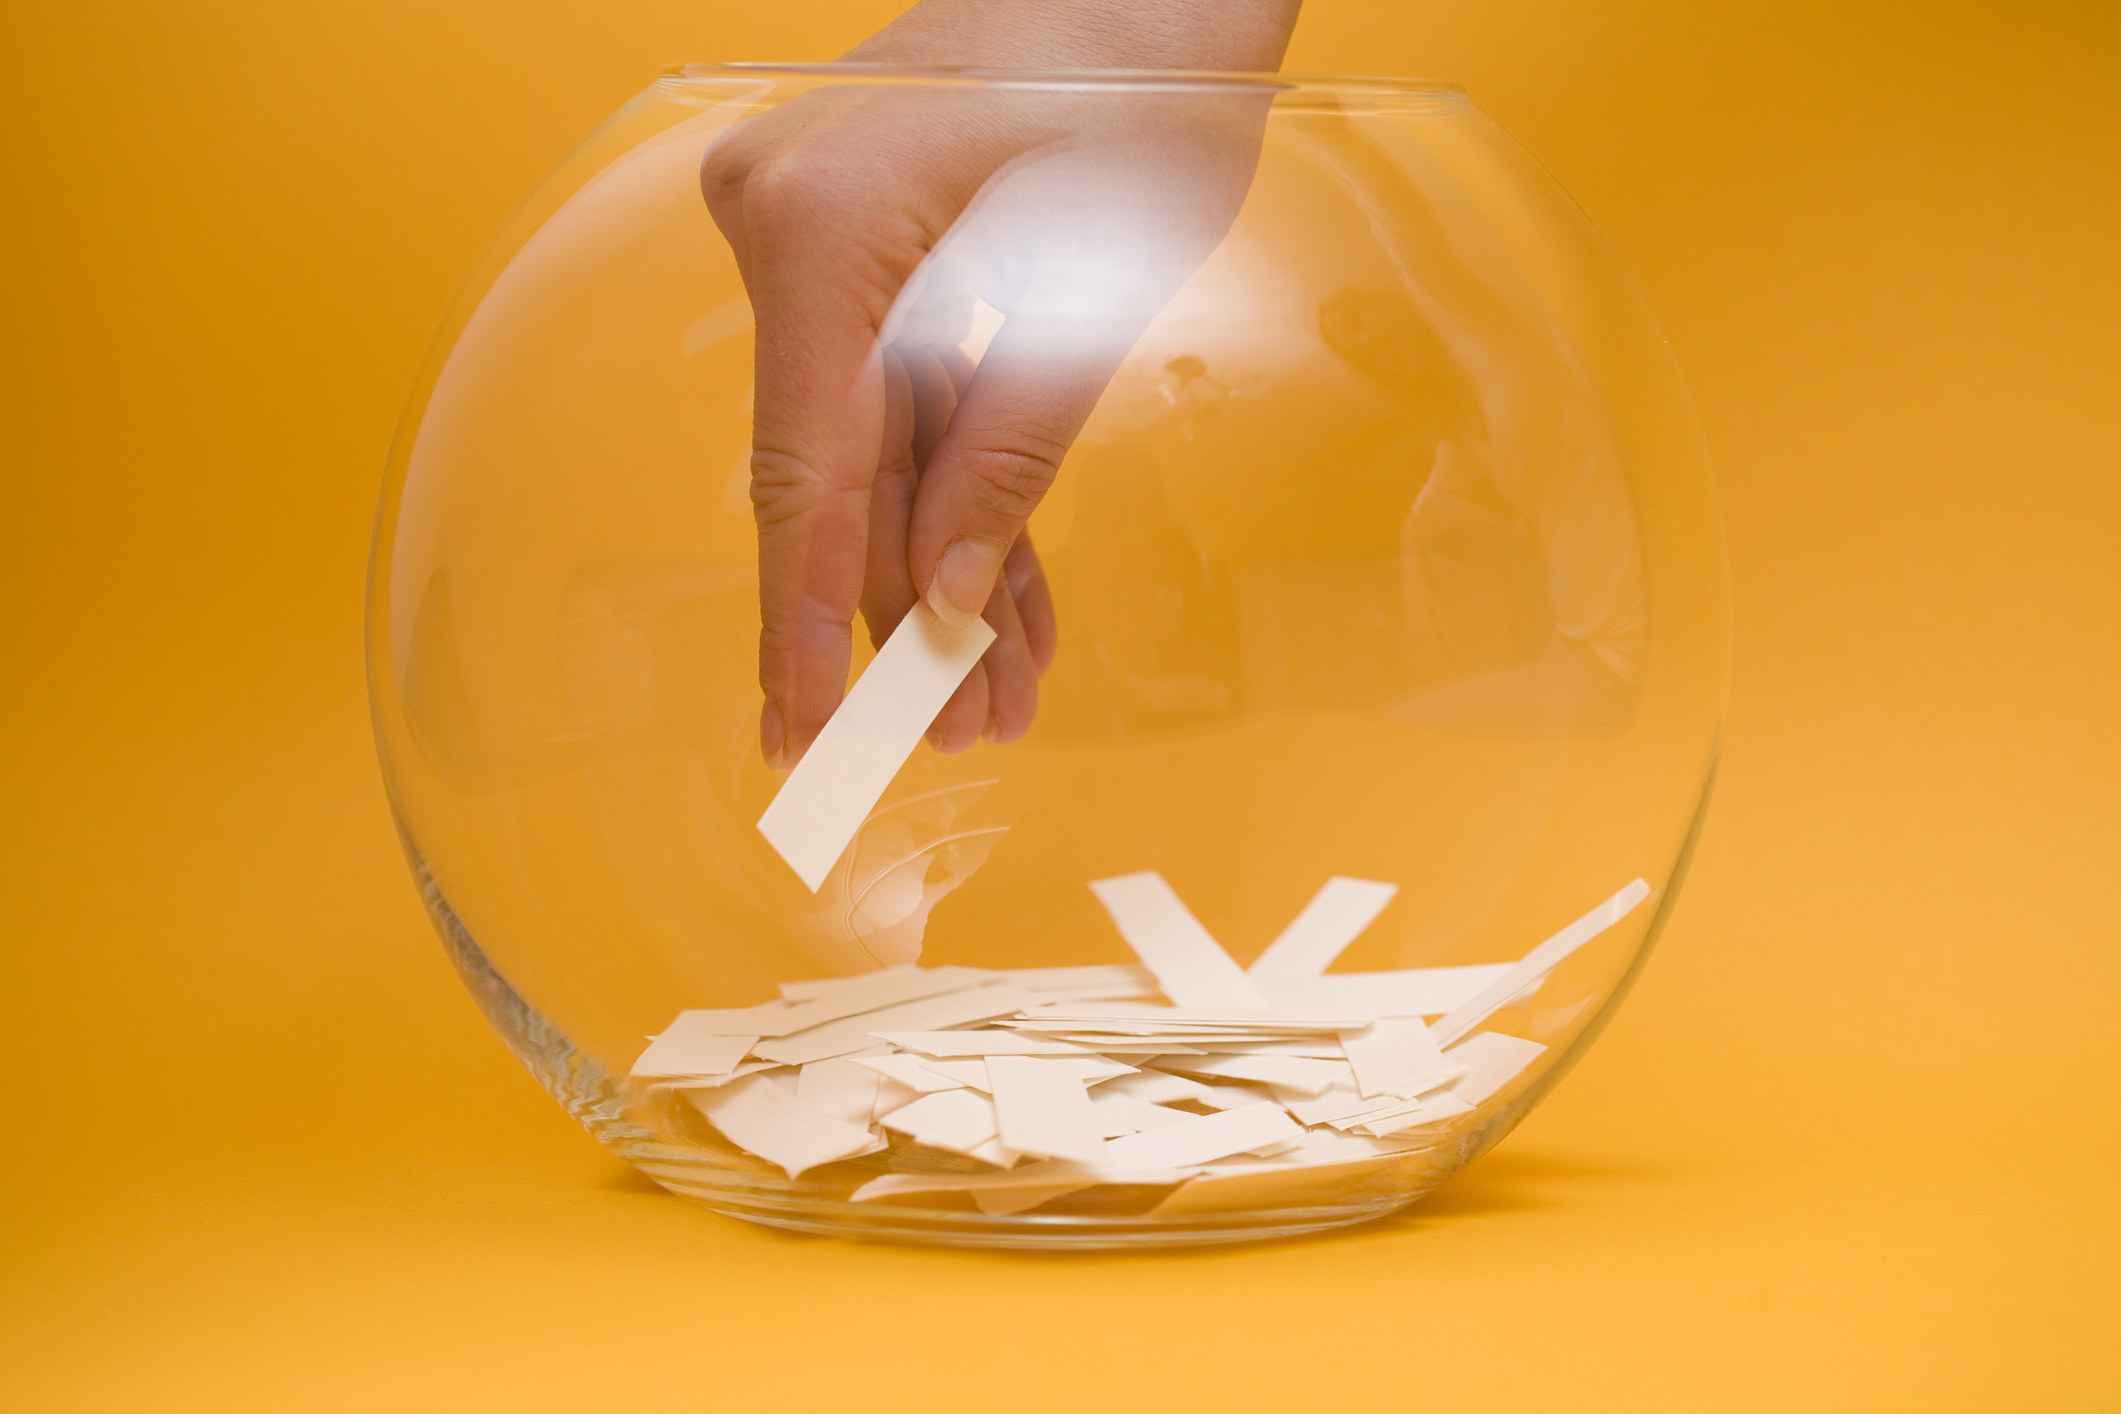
[2,1,2116,1409]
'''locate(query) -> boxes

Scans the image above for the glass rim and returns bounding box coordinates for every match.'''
[666,61,1466,104]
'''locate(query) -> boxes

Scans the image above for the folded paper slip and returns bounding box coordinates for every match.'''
[756,601,997,891]
[687,1073,885,1178]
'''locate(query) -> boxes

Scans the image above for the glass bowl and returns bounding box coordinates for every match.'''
[368,63,1728,1249]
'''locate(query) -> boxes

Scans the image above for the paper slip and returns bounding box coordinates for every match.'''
[1181,1038,1349,1058]
[917,1056,1136,1091]
[795,1057,889,1126]
[871,1031,1090,1058]
[757,600,997,891]
[1246,877,1400,992]
[1354,1093,1477,1136]
[1283,964,1512,1018]
[1340,1018,1455,1100]
[776,963,996,1003]
[1101,1102,1303,1170]
[687,1073,885,1178]
[1091,1093,1197,1137]
[657,1002,798,1036]
[1274,1081,1413,1128]
[752,986,1033,1065]
[630,1025,757,1080]
[1019,1003,1368,1029]
[1440,1031,1548,1106]
[760,965,993,1032]
[878,1088,1005,1156]
[657,1059,780,1092]
[851,1053,966,1094]
[988,1055,1108,1162]
[1156,1054,1352,1095]
[1430,879,1650,1047]
[997,963,1159,997]
[1088,873,1269,1009]
[1101,1069,1275,1110]
[1027,1038,1209,1054]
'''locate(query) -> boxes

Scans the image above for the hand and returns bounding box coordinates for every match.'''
[701,0,1301,766]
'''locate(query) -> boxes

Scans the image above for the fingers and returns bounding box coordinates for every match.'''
[907,319,1123,625]
[717,168,920,769]
[978,572,1041,743]
[1005,533,1058,674]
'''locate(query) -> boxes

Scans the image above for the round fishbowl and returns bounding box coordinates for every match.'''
[369,63,1728,1248]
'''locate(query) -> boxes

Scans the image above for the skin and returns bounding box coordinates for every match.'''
[701,0,1303,767]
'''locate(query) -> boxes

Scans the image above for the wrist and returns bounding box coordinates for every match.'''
[844,0,1301,74]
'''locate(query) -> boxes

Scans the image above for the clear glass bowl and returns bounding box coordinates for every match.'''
[368,63,1728,1248]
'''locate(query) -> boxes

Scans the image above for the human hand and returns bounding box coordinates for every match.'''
[702,0,1301,766]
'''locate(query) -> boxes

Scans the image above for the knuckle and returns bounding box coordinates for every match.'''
[746,444,832,530]
[963,436,1065,521]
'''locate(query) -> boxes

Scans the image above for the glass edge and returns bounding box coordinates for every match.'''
[661,61,1466,103]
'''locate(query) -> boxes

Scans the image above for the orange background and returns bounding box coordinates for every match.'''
[3,2,2116,1409]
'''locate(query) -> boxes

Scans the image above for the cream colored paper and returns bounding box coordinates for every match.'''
[987,1055,1109,1162]
[756,600,997,891]
[1429,879,1651,1047]
[1099,1102,1303,1170]
[1339,1017,1455,1100]
[1246,877,1400,992]
[750,985,1030,1065]
[1087,873,1269,1009]
[685,1073,884,1178]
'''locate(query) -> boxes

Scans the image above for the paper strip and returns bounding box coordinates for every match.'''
[1155,1054,1352,1096]
[630,1024,757,1080]
[794,1056,888,1125]
[987,1056,1109,1162]
[1091,1093,1198,1137]
[873,1031,1090,1058]
[757,600,997,891]
[877,1088,1004,1157]
[1087,873,1268,1009]
[996,963,1159,997]
[1352,1092,1477,1136]
[1246,878,1399,992]
[759,965,993,1034]
[776,963,995,1003]
[1339,1018,1455,1100]
[1100,1102,1303,1170]
[1440,1031,1549,1106]
[851,1054,970,1094]
[918,1056,1136,1091]
[1281,964,1512,1018]
[750,985,1031,1065]
[1429,879,1651,1047]
[686,1073,884,1178]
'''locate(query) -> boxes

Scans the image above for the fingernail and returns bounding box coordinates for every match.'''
[927,536,1007,626]
[760,698,786,771]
